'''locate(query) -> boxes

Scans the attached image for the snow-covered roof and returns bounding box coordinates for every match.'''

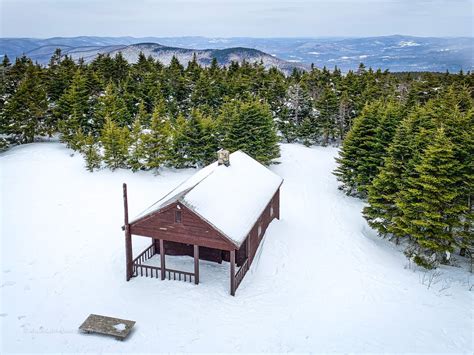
[131,151,283,247]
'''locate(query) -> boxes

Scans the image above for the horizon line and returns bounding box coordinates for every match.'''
[2,34,474,40]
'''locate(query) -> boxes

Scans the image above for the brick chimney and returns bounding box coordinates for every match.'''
[217,149,230,166]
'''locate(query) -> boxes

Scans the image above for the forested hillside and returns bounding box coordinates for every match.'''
[0,48,473,269]
[1,49,472,171]
[334,83,473,270]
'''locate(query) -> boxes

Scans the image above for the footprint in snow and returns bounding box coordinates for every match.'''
[0,313,7,317]
[3,269,11,273]
[17,315,26,320]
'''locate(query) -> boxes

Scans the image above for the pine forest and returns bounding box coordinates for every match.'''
[0,49,473,269]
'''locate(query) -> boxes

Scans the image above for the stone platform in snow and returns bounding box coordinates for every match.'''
[79,314,135,340]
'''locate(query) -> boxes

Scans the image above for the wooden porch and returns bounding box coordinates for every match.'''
[122,183,260,295]
[131,242,198,283]
[129,239,250,295]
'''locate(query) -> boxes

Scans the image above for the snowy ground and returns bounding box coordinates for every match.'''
[0,142,472,353]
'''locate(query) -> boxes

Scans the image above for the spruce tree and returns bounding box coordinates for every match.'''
[177,109,218,167]
[199,114,219,165]
[372,100,405,168]
[2,54,11,67]
[134,100,150,127]
[169,113,191,168]
[363,105,436,238]
[222,99,280,165]
[94,82,131,129]
[335,91,353,140]
[46,50,77,102]
[279,83,314,143]
[439,99,474,256]
[127,117,147,172]
[82,134,102,172]
[56,69,92,145]
[394,129,464,267]
[298,117,319,147]
[316,84,339,146]
[2,65,48,143]
[334,100,384,196]
[70,127,86,152]
[100,115,129,170]
[144,102,171,170]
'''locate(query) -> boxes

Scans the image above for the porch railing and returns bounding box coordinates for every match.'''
[133,263,161,278]
[165,268,194,283]
[132,243,156,265]
[235,258,249,290]
[131,243,195,283]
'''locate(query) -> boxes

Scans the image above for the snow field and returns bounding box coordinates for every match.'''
[0,142,472,353]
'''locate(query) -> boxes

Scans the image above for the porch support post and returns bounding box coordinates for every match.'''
[230,249,236,296]
[123,183,133,281]
[160,239,166,280]
[246,236,251,261]
[194,245,199,285]
[125,228,133,281]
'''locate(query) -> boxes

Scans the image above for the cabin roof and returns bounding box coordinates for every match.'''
[130,150,283,246]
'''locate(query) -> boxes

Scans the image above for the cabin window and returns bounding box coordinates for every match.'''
[175,210,182,223]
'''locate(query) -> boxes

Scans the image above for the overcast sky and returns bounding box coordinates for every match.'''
[0,0,472,38]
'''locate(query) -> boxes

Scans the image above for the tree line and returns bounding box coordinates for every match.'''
[2,49,472,171]
[334,86,473,269]
[1,49,473,269]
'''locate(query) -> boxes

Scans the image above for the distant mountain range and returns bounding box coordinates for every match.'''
[23,42,304,73]
[1,35,473,72]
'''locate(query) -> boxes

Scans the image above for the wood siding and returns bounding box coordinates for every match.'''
[130,186,281,267]
[130,202,236,251]
[246,188,280,266]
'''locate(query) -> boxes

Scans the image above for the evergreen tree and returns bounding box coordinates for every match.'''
[177,109,218,167]
[334,100,385,196]
[222,99,280,165]
[199,114,219,165]
[70,127,87,152]
[0,55,14,112]
[111,52,130,84]
[81,134,102,172]
[316,84,339,145]
[335,91,353,140]
[163,56,188,116]
[100,116,129,170]
[1,65,48,143]
[144,101,171,170]
[127,117,147,172]
[438,94,474,256]
[372,100,405,168]
[298,117,319,147]
[2,54,11,67]
[279,83,314,142]
[363,105,436,238]
[46,50,77,101]
[169,113,191,168]
[94,82,131,129]
[394,129,465,267]
[56,69,92,144]
[134,100,151,127]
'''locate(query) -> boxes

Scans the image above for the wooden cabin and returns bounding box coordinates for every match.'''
[122,150,283,295]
